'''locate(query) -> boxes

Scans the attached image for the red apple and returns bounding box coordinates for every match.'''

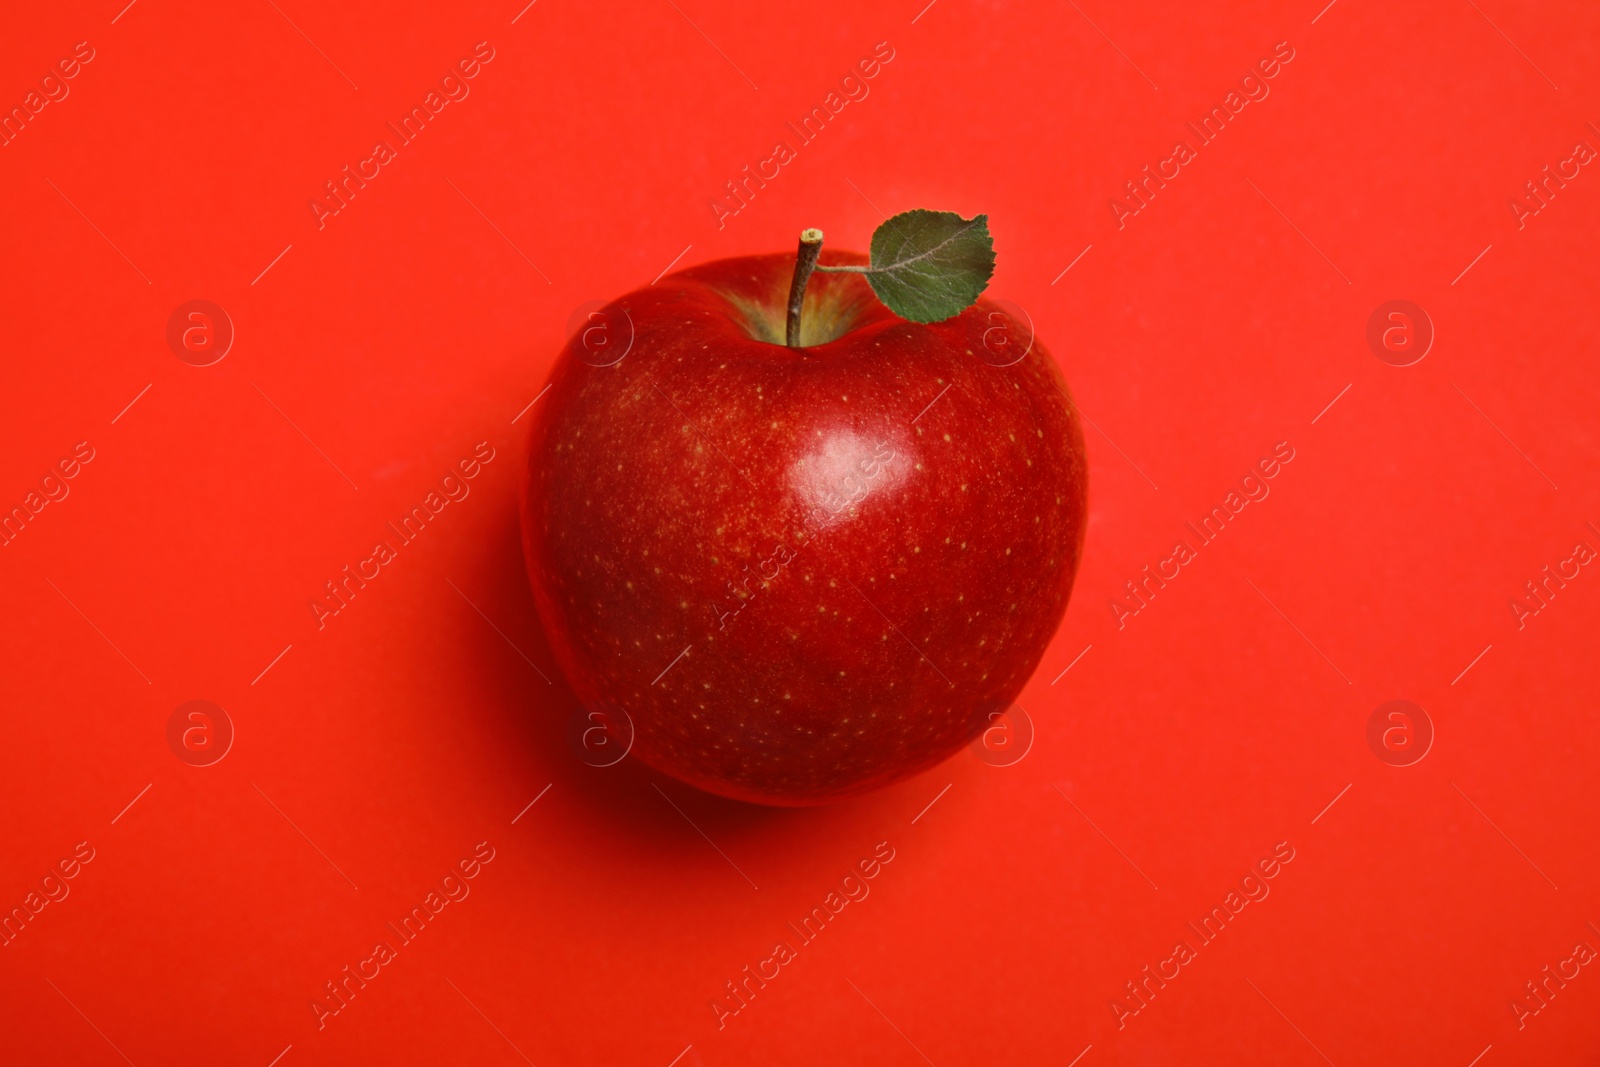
[520,249,1086,805]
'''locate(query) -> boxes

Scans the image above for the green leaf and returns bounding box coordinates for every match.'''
[864,210,995,323]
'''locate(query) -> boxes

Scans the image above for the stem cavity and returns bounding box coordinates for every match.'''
[785,228,824,348]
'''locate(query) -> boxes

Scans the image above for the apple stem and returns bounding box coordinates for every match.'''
[786,228,824,348]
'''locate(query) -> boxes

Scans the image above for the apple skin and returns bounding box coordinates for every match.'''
[520,250,1087,805]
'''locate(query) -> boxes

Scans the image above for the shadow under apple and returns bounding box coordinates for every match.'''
[450,486,844,864]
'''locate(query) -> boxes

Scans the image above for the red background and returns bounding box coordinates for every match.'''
[2,1,1597,1064]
